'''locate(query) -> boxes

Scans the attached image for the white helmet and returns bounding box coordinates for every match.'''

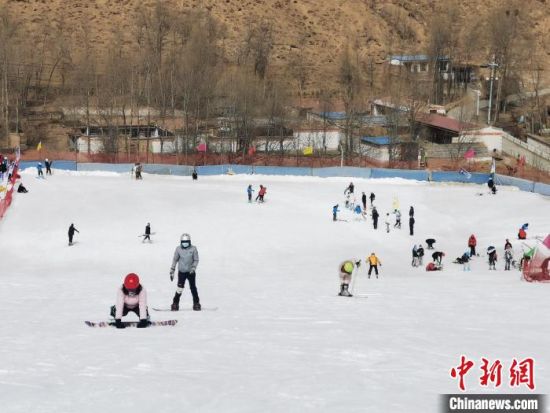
[180,233,191,248]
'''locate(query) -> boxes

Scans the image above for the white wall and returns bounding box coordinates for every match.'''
[77,137,104,154]
[293,130,342,151]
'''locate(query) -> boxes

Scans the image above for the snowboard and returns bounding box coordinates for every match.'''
[85,320,177,328]
[153,307,218,312]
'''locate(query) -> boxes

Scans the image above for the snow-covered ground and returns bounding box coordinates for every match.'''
[1,170,549,413]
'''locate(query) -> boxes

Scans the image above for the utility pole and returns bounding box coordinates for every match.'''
[487,58,499,125]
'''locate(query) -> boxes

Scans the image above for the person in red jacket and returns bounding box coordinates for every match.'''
[256,185,267,203]
[468,234,477,257]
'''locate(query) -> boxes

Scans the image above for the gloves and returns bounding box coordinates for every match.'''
[137,319,149,328]
[115,319,125,329]
[170,268,175,281]
[190,270,196,276]
[355,261,361,267]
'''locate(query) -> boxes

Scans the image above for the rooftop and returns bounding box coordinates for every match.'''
[415,114,477,133]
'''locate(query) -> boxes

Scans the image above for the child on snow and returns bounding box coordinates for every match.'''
[338,260,360,297]
[394,210,401,229]
[367,253,381,278]
[385,213,391,233]
[487,246,497,270]
[412,245,419,267]
[425,262,442,271]
[416,245,424,265]
[333,204,339,221]
[468,234,477,257]
[110,273,149,329]
[247,185,254,203]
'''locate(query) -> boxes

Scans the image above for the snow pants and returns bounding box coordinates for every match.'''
[368,264,378,277]
[177,271,200,304]
[110,304,149,320]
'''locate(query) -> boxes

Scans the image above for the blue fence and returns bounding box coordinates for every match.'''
[17,161,548,196]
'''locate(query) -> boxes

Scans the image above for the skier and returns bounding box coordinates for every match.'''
[110,273,149,329]
[504,248,513,271]
[487,246,497,270]
[68,223,79,245]
[143,223,152,243]
[169,233,201,311]
[247,185,254,203]
[44,158,53,175]
[354,204,364,220]
[394,209,401,229]
[372,207,379,229]
[409,216,415,236]
[468,234,477,257]
[487,178,495,192]
[332,204,339,221]
[385,213,391,233]
[17,183,28,193]
[367,252,381,279]
[411,245,419,267]
[192,169,198,180]
[37,162,44,178]
[518,224,528,240]
[425,238,436,249]
[256,185,267,202]
[432,251,445,266]
[344,182,354,196]
[135,163,143,180]
[409,206,414,218]
[361,192,367,210]
[338,259,360,297]
[369,192,375,206]
[417,244,425,265]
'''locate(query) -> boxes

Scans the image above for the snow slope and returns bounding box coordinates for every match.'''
[0,170,549,413]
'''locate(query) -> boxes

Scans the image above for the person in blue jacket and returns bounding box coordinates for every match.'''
[37,162,44,178]
[333,204,339,221]
[247,185,254,203]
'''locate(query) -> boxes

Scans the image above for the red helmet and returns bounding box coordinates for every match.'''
[124,273,140,289]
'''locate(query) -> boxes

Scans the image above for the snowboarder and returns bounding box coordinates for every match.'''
[409,216,415,236]
[332,204,339,221]
[468,234,477,257]
[426,262,442,272]
[143,223,152,243]
[487,246,497,270]
[461,251,471,271]
[372,207,379,229]
[504,248,513,271]
[409,206,414,218]
[367,252,381,279]
[369,192,375,206]
[170,233,201,311]
[44,158,52,175]
[192,169,198,180]
[361,192,367,210]
[412,245,419,267]
[394,209,401,229]
[17,183,28,193]
[417,244,425,265]
[344,182,354,196]
[68,223,79,245]
[338,260,360,297]
[37,162,44,178]
[385,213,391,233]
[432,251,445,265]
[247,185,254,203]
[425,238,436,249]
[110,273,149,329]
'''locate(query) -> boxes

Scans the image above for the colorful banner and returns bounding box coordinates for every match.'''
[303,146,313,156]
[197,143,207,152]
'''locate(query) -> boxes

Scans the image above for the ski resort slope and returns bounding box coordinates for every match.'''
[1,170,549,413]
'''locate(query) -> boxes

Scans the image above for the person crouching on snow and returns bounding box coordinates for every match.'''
[110,273,149,329]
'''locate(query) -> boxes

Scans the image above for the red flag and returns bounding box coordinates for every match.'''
[197,143,207,152]
[248,146,256,156]
[543,235,550,250]
[463,148,475,159]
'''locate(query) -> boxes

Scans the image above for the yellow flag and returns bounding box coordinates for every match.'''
[303,146,313,156]
[37,141,42,151]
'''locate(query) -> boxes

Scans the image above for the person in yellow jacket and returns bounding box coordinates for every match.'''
[367,253,381,279]
[338,259,360,297]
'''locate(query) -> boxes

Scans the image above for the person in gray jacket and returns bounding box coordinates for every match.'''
[170,233,201,311]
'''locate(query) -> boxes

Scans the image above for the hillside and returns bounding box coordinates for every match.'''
[6,0,550,92]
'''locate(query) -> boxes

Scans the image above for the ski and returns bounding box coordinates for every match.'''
[152,307,218,312]
[85,320,177,328]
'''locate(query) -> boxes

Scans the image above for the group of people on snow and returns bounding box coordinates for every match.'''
[338,252,382,296]
[247,184,267,203]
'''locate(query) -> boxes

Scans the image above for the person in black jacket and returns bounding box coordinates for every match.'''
[361,192,367,210]
[17,183,28,193]
[372,207,379,229]
[344,182,354,196]
[369,192,375,206]
[409,216,415,236]
[143,223,152,243]
[409,206,414,217]
[68,223,79,245]
[432,251,445,265]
